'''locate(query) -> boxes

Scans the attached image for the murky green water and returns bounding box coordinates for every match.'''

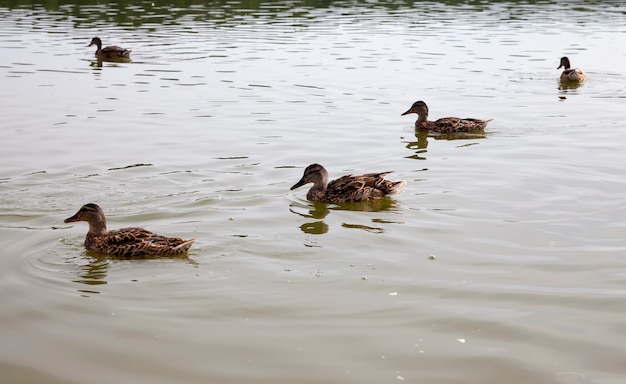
[1,1,625,383]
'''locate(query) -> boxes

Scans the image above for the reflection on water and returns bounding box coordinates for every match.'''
[71,250,198,297]
[404,130,487,160]
[73,252,109,287]
[404,130,429,160]
[299,221,328,234]
[290,200,330,220]
[558,81,585,91]
[332,197,399,213]
[291,198,401,234]
[89,57,132,68]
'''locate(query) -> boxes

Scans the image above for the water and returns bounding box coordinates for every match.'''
[1,1,625,383]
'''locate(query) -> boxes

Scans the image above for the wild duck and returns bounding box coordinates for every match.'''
[88,37,131,60]
[290,164,405,204]
[401,101,492,133]
[557,56,586,82]
[64,203,195,257]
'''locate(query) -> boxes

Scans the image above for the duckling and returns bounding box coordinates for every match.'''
[557,56,586,82]
[402,101,492,133]
[290,164,405,204]
[88,37,131,60]
[64,203,194,257]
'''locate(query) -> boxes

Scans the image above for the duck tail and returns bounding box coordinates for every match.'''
[175,239,196,253]
[386,179,406,194]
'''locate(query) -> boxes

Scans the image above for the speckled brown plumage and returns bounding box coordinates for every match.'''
[402,100,492,133]
[290,164,405,204]
[64,203,194,257]
[88,37,131,60]
[557,56,586,82]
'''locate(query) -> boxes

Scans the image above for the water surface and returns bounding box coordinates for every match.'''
[1,1,625,383]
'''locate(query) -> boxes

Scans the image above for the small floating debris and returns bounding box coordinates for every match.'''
[428,255,436,260]
[107,163,153,171]
[457,338,466,343]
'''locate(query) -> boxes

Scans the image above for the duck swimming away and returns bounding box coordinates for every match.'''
[557,56,586,82]
[64,203,195,257]
[401,101,492,133]
[290,164,406,204]
[88,37,131,60]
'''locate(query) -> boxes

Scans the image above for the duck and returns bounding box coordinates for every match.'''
[64,203,195,257]
[557,56,586,82]
[401,101,492,133]
[290,164,406,204]
[88,37,131,60]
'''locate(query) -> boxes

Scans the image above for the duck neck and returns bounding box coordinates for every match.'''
[415,113,428,128]
[94,41,102,55]
[87,219,108,236]
[307,177,329,201]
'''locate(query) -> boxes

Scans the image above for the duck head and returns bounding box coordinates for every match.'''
[290,164,329,190]
[557,56,571,70]
[65,203,108,234]
[88,37,102,48]
[401,101,429,117]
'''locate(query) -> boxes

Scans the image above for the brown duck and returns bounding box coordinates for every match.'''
[401,100,492,133]
[64,203,195,257]
[557,56,586,82]
[88,37,131,60]
[290,164,405,204]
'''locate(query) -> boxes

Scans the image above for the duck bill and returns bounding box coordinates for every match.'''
[64,213,80,223]
[290,178,307,190]
[401,109,412,116]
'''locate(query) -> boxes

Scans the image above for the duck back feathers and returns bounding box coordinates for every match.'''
[291,164,405,204]
[65,203,194,257]
[89,37,131,60]
[557,56,586,82]
[402,100,491,133]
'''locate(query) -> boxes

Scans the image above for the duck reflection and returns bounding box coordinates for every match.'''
[332,197,399,213]
[71,251,196,295]
[289,198,400,235]
[404,130,430,160]
[73,251,109,288]
[72,251,110,295]
[89,59,103,68]
[558,80,584,91]
[299,221,329,235]
[290,201,330,234]
[404,129,486,160]
[89,58,132,68]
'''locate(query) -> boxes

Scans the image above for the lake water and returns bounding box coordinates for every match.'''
[1,1,625,383]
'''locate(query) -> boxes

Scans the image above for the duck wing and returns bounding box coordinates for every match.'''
[326,172,401,203]
[101,45,131,57]
[95,227,194,257]
[431,117,491,133]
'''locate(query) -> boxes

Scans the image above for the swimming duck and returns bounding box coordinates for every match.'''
[290,164,406,204]
[402,101,492,133]
[64,203,195,257]
[88,37,131,60]
[557,56,586,82]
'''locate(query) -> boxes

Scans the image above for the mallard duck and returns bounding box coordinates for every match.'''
[557,56,586,82]
[88,37,131,60]
[64,203,195,257]
[401,101,492,133]
[290,164,406,204]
